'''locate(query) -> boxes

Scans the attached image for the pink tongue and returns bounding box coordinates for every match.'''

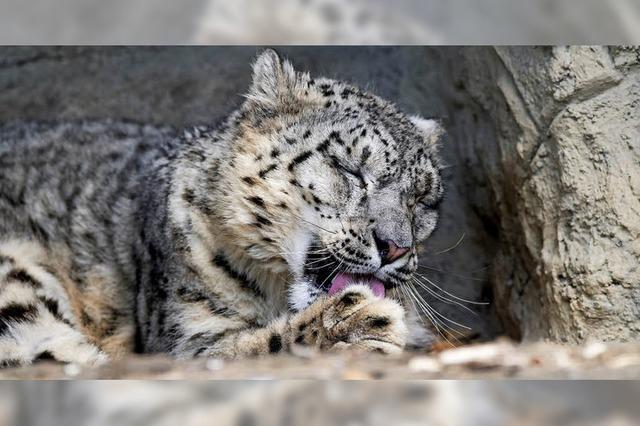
[328,273,385,298]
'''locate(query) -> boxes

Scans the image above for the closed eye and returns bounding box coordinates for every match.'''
[330,156,366,189]
[343,168,366,188]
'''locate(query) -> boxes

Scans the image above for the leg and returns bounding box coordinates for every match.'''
[0,243,107,367]
[182,284,408,359]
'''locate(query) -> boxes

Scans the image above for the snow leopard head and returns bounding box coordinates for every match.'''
[220,50,444,311]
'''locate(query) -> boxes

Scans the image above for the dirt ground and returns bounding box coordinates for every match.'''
[2,339,638,380]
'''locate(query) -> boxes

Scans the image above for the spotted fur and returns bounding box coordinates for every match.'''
[0,50,444,365]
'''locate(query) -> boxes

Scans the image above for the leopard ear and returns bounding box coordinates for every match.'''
[247,49,298,107]
[410,115,444,149]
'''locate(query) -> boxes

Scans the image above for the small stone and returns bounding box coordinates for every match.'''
[608,354,640,369]
[582,341,607,359]
[64,363,81,377]
[551,350,572,369]
[342,369,371,380]
[438,343,502,366]
[205,358,224,371]
[408,356,440,373]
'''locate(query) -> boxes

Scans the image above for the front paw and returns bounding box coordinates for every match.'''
[292,284,408,354]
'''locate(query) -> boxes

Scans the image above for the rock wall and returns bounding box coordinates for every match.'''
[447,46,640,342]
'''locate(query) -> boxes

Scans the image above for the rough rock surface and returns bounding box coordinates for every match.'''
[446,46,640,342]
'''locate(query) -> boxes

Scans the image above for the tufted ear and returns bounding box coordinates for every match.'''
[247,49,299,107]
[410,115,444,149]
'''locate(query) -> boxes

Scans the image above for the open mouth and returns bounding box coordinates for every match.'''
[304,249,387,298]
[328,272,386,298]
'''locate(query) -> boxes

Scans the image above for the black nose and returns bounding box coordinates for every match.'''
[374,233,410,265]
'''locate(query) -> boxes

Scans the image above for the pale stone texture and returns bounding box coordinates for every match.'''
[450,46,640,342]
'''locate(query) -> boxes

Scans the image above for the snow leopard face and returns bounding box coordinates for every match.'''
[221,50,444,311]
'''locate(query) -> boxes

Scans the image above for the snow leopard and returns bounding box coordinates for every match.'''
[0,49,444,366]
